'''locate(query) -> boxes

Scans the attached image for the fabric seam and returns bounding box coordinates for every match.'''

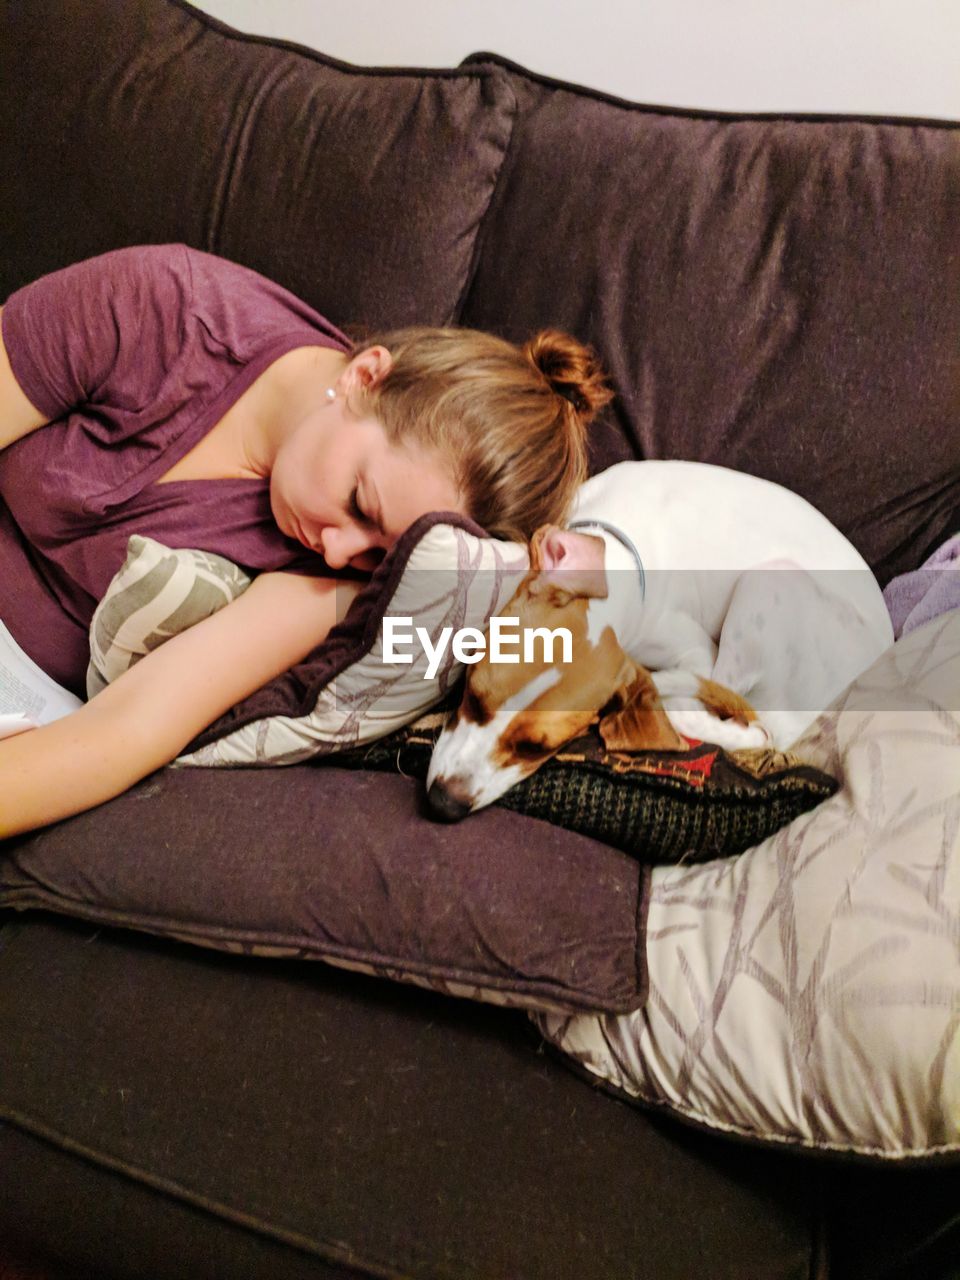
[0,896,640,1015]
[0,1104,412,1279]
[459,50,960,130]
[450,69,519,325]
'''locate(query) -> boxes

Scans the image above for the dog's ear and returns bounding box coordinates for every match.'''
[695,677,760,727]
[598,660,687,752]
[529,524,558,572]
[527,526,608,600]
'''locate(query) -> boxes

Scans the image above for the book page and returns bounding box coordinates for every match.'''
[0,620,83,739]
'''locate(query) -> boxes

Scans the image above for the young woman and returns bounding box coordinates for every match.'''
[0,244,611,836]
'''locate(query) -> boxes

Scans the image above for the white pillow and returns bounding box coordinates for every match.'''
[532,610,960,1161]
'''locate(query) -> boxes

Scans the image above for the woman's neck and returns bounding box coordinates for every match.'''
[245,346,350,474]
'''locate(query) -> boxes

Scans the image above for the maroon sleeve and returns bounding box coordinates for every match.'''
[1,244,197,424]
[2,245,350,432]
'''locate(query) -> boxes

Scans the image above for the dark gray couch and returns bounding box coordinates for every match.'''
[1,1,958,1276]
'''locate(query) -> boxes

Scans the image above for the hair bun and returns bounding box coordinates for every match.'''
[523,329,613,422]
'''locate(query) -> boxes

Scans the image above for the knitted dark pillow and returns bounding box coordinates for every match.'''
[337,702,839,863]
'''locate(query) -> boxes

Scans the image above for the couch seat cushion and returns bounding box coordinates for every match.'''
[0,913,821,1280]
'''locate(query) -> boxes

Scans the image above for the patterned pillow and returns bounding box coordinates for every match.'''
[87,537,253,696]
[87,527,528,759]
[530,611,960,1161]
[336,705,838,863]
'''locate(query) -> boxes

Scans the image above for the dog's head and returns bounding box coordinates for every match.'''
[425,524,685,820]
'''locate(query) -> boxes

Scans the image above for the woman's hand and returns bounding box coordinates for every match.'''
[0,572,361,838]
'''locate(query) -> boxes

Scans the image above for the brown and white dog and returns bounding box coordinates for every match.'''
[426,460,893,820]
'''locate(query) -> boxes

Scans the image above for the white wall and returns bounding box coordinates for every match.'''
[194,0,960,119]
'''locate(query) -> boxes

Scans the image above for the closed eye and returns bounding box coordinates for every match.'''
[512,738,550,760]
[348,485,369,524]
[460,686,492,726]
[350,481,387,536]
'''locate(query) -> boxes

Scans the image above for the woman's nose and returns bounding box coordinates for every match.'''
[319,525,379,571]
[317,527,348,569]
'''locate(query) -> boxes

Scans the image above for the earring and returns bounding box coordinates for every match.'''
[324,387,337,402]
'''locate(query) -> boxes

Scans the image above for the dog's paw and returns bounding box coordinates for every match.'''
[665,707,772,752]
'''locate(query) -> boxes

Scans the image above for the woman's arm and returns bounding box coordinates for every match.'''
[0,246,202,453]
[0,572,361,838]
[0,307,48,448]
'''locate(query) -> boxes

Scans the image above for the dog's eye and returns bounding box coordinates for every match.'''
[513,738,549,760]
[460,686,491,726]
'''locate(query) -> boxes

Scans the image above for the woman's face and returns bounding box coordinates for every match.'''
[269,403,465,572]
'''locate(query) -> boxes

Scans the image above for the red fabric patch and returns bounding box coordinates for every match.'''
[641,742,719,789]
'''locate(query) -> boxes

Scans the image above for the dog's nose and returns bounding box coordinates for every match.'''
[427,777,473,822]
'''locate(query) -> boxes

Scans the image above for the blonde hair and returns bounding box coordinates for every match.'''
[352,327,612,542]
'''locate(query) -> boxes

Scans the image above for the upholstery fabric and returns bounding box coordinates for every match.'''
[458,55,960,585]
[0,914,821,1280]
[533,612,960,1159]
[0,767,647,1015]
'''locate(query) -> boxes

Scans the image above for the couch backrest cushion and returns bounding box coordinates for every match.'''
[458,56,960,584]
[1,0,516,330]
[4,7,957,584]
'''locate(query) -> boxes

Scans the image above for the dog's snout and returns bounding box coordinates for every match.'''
[427,777,474,823]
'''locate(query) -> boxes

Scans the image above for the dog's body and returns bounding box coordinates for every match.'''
[565,460,893,749]
[427,461,893,818]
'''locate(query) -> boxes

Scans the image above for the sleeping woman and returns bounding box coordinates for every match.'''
[0,244,611,837]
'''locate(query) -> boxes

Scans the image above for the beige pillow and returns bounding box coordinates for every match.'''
[87,537,252,697]
[532,611,960,1160]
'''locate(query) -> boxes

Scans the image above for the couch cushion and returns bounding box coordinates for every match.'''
[0,766,646,1016]
[0,913,821,1280]
[1,0,516,329]
[458,55,960,585]
[533,611,960,1160]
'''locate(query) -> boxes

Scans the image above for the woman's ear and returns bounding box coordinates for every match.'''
[341,345,393,397]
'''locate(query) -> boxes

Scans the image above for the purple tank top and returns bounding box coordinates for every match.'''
[0,244,351,695]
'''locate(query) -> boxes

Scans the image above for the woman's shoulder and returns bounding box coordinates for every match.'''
[31,242,349,355]
[176,245,351,354]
